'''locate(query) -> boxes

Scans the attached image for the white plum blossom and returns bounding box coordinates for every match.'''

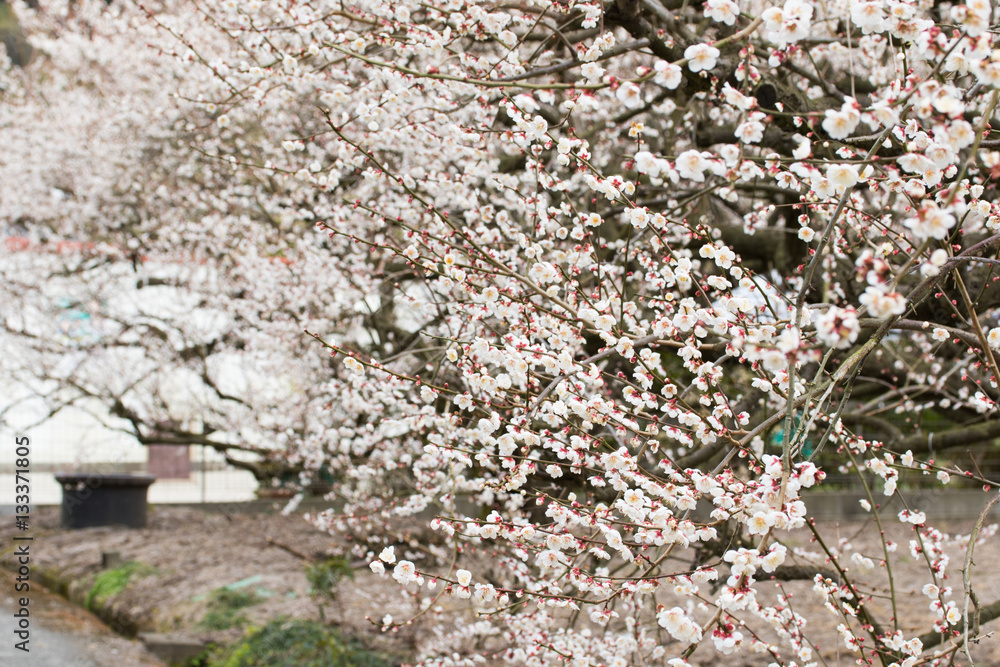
[633,150,662,176]
[852,1,887,33]
[761,348,787,371]
[761,544,786,572]
[343,356,365,376]
[616,81,644,109]
[899,510,927,525]
[826,163,860,193]
[815,307,861,349]
[735,114,766,144]
[860,286,907,318]
[5,1,996,663]
[761,0,814,46]
[654,61,683,88]
[580,62,605,82]
[684,43,721,72]
[392,560,419,584]
[822,99,862,139]
[905,201,956,240]
[705,0,740,25]
[626,207,649,228]
[988,327,1000,350]
[657,607,703,642]
[675,150,709,181]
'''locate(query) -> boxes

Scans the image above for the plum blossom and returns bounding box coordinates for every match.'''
[735,114,766,144]
[9,1,998,663]
[988,327,1000,350]
[675,150,709,181]
[815,307,861,349]
[761,348,787,371]
[633,150,662,177]
[761,0,813,46]
[822,99,862,139]
[851,1,887,34]
[343,356,365,376]
[616,81,644,109]
[657,607,703,642]
[860,286,906,318]
[580,62,604,82]
[705,0,740,25]
[899,510,927,525]
[654,61,683,88]
[905,201,956,240]
[761,544,786,572]
[826,163,859,193]
[684,43,721,72]
[392,560,419,584]
[747,511,773,535]
[626,207,649,229]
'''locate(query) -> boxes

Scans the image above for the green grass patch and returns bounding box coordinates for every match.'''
[206,618,393,667]
[198,587,265,631]
[305,556,353,598]
[86,561,154,611]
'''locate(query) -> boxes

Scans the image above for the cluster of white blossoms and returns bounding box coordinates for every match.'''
[760,0,813,47]
[7,0,1000,664]
[814,307,861,349]
[657,606,703,643]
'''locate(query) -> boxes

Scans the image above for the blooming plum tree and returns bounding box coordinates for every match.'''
[6,0,1000,664]
[0,1,376,482]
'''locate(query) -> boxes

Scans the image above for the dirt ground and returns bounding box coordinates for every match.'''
[1,505,998,666]
[0,505,425,659]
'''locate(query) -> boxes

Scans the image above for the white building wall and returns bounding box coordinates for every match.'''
[0,390,257,506]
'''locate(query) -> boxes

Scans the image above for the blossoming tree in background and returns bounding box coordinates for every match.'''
[0,1,378,482]
[7,0,1000,664]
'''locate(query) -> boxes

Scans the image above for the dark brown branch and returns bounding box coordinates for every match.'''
[266,536,315,562]
[840,413,904,440]
[136,432,260,453]
[497,38,651,82]
[760,565,841,583]
[893,420,1000,456]
[858,318,981,349]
